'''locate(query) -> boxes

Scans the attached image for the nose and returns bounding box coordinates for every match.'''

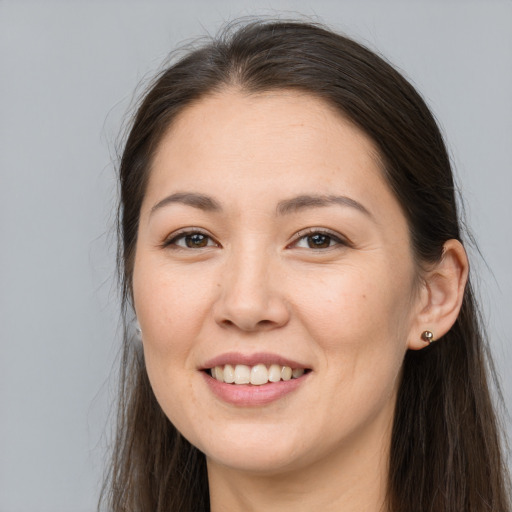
[213,247,290,332]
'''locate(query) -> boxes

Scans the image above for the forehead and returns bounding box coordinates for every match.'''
[149,89,386,192]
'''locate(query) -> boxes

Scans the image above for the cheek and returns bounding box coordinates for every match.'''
[291,258,416,413]
[133,258,214,356]
[132,258,210,431]
[294,266,413,431]
[292,261,414,348]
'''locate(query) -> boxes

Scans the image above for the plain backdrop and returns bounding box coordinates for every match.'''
[1,1,511,511]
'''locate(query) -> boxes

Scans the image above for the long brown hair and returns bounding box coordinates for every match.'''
[100,19,511,511]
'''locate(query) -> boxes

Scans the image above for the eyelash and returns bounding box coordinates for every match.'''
[162,229,219,250]
[289,228,349,250]
[162,228,349,251]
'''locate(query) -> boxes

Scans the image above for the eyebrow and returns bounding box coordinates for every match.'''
[276,194,372,217]
[150,192,222,216]
[149,192,372,219]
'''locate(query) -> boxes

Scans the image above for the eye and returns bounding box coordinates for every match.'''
[291,230,347,250]
[164,230,218,249]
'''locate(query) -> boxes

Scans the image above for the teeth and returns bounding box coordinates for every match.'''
[250,364,268,385]
[281,366,292,381]
[223,364,235,384]
[292,368,304,378]
[213,366,224,381]
[234,364,250,384]
[268,364,282,382]
[209,363,307,385]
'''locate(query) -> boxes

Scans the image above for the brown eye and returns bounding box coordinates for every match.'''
[292,230,347,250]
[184,233,209,248]
[306,233,332,249]
[165,231,217,249]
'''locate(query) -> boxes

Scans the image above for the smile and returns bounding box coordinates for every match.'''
[201,353,312,405]
[208,364,308,385]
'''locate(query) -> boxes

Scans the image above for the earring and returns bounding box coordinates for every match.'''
[134,319,142,339]
[421,330,434,344]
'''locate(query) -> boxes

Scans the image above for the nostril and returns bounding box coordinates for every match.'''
[219,317,278,331]
[213,293,290,332]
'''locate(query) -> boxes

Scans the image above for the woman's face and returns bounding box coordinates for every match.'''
[133,90,423,475]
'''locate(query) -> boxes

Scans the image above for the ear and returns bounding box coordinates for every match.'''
[408,239,469,350]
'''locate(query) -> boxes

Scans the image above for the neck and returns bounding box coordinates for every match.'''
[207,413,392,512]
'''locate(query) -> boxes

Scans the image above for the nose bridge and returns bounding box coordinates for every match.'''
[230,238,267,286]
[215,237,289,331]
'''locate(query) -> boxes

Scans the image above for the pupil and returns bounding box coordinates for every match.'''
[186,233,208,248]
[308,234,330,249]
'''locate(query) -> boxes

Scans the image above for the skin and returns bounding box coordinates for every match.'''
[132,90,468,512]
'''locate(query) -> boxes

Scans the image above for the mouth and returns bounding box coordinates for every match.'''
[200,352,312,405]
[205,363,311,386]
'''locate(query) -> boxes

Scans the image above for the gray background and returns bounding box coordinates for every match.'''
[1,1,511,511]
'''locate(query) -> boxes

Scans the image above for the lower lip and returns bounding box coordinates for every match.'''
[202,372,310,407]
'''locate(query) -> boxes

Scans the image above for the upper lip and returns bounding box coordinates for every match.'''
[201,352,309,370]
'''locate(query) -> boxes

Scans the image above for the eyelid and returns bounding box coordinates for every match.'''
[288,227,351,249]
[161,227,220,249]
[160,227,349,250]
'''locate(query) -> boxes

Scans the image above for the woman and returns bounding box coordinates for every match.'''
[101,19,511,511]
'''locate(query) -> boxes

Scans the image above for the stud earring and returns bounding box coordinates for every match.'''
[421,330,434,344]
[134,319,142,339]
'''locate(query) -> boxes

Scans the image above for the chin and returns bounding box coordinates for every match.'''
[195,425,311,474]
